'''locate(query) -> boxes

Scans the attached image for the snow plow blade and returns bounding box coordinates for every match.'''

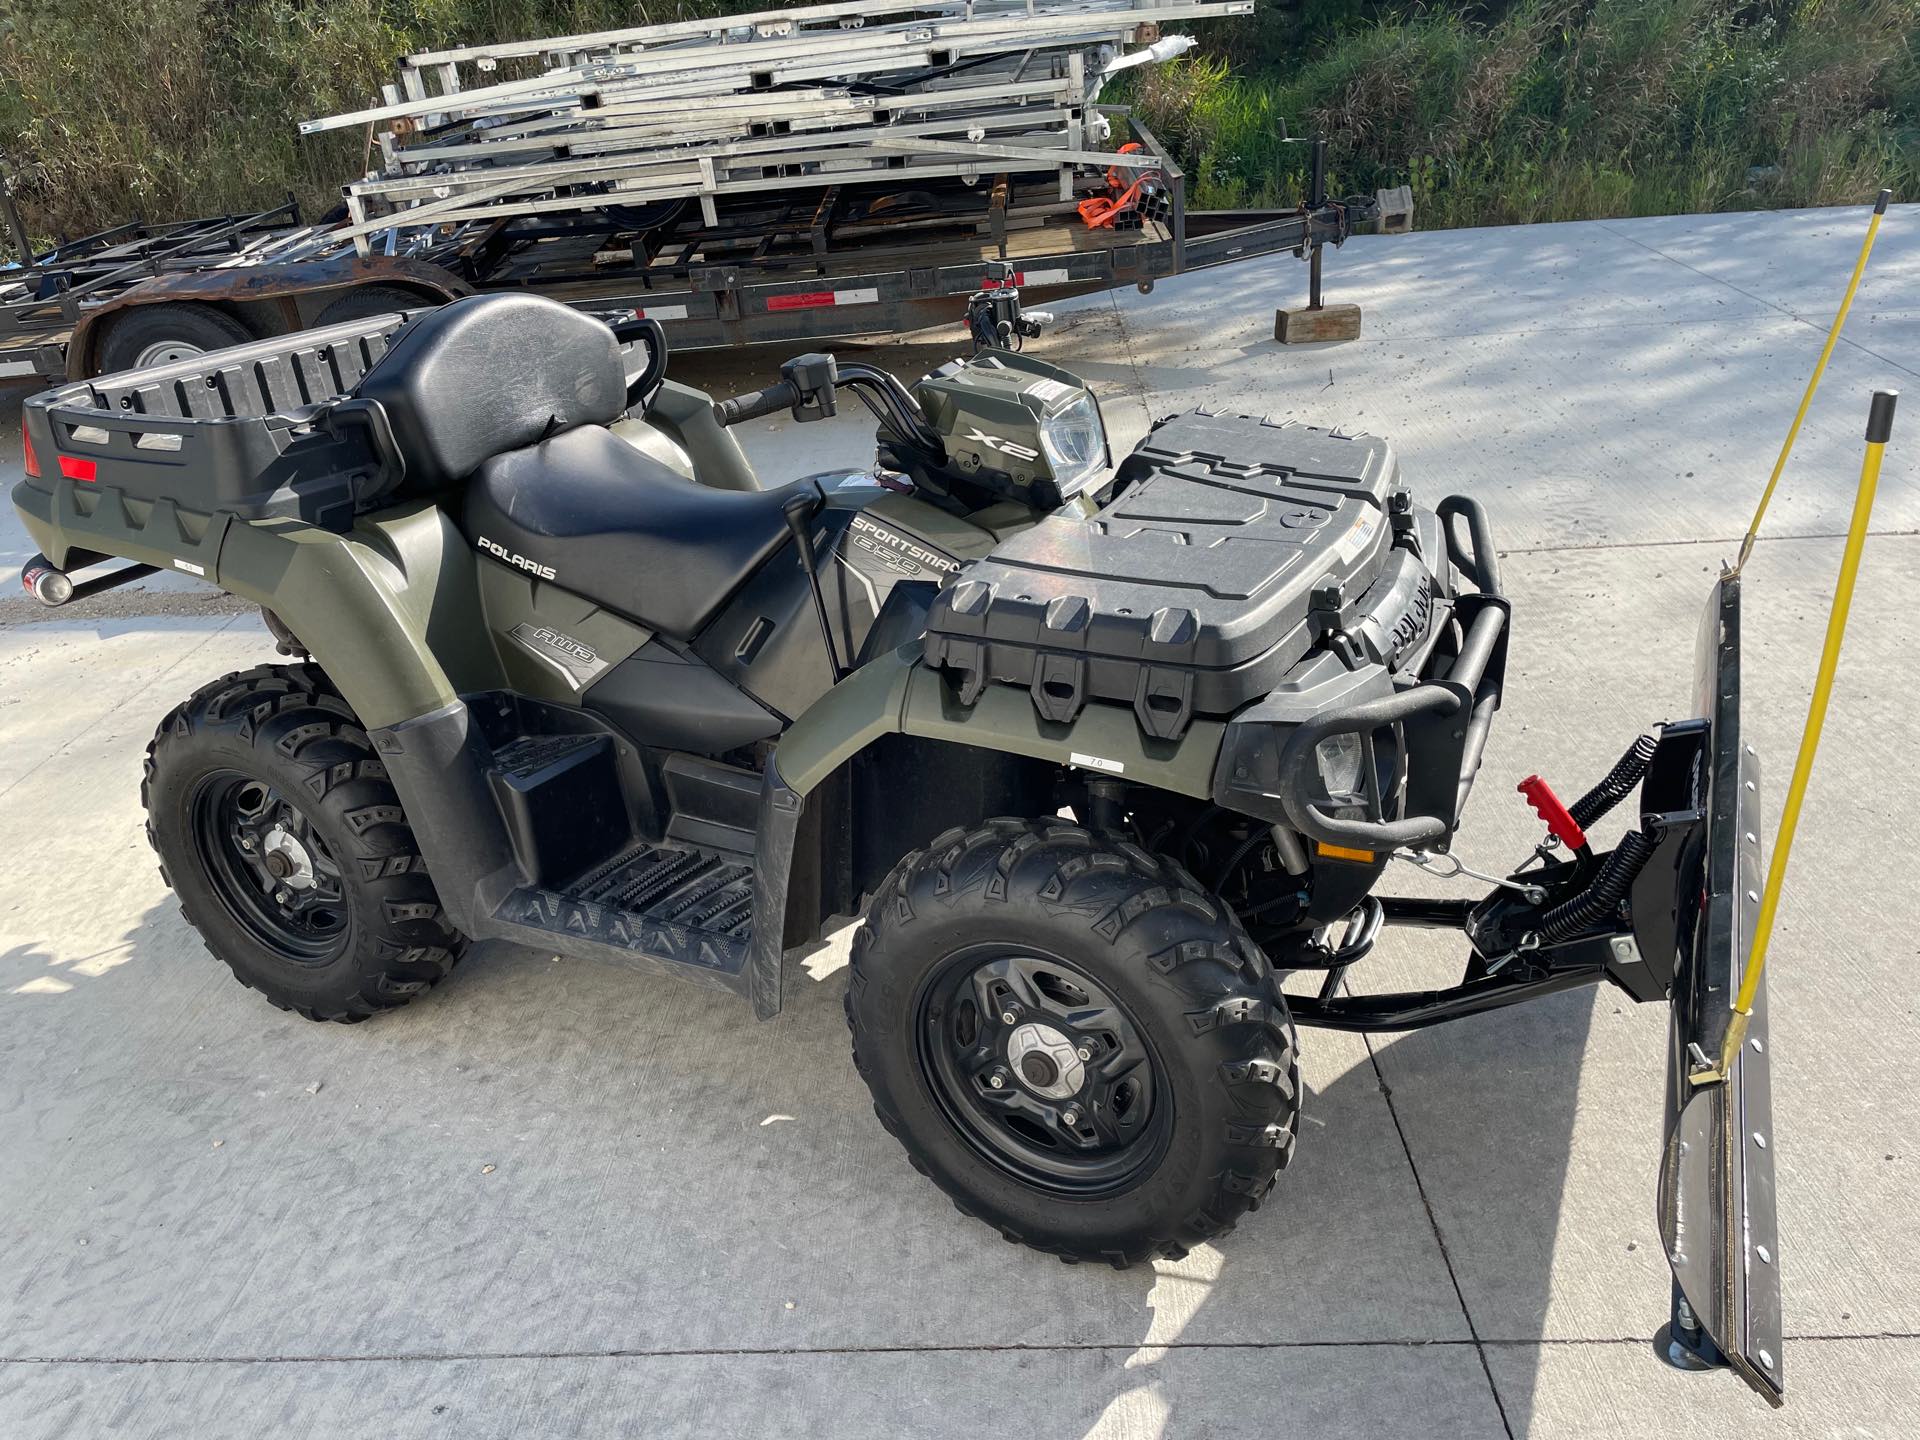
[1656,574,1784,1405]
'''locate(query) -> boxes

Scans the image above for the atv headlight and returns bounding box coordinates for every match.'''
[1038,393,1107,493]
[1314,733,1365,799]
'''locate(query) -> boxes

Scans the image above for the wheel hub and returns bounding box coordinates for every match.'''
[1006,1020,1084,1100]
[133,339,208,368]
[261,825,316,891]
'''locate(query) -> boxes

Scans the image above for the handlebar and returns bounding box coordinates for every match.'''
[713,380,801,427]
[711,361,944,455]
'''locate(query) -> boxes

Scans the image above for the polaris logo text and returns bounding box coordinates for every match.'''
[965,428,1040,462]
[478,537,557,581]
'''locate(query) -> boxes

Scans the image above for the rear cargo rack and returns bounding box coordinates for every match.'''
[21,313,409,532]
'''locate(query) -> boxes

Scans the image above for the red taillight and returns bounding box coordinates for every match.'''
[20,417,37,478]
[57,454,97,483]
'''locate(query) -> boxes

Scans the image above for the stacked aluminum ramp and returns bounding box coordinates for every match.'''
[298,0,1247,257]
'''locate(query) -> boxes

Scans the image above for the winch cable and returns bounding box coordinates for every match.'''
[1732,188,1889,575]
[1695,388,1898,1085]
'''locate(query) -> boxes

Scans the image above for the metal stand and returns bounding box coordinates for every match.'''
[1275,135,1362,344]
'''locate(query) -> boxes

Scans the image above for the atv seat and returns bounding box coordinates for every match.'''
[465,424,809,641]
[353,291,628,493]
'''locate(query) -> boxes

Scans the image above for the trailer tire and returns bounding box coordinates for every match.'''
[143,662,466,1023]
[847,818,1299,1267]
[314,285,435,326]
[97,302,253,373]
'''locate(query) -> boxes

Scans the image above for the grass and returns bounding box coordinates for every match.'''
[0,1,1913,246]
[1126,0,1920,224]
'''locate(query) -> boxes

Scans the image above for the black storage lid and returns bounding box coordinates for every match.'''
[923,411,1403,738]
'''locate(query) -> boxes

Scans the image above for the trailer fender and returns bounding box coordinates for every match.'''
[69,256,470,378]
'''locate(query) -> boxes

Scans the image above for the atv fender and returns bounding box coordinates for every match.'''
[774,641,1225,800]
[750,644,1226,1017]
[14,481,502,729]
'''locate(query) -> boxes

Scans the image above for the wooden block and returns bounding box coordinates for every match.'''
[1274,303,1362,344]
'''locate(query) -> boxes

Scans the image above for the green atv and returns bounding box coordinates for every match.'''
[14,290,1783,1400]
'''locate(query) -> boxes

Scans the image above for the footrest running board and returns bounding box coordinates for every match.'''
[491,842,757,990]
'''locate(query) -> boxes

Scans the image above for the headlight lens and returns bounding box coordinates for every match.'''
[1037,392,1107,492]
[1314,733,1365,799]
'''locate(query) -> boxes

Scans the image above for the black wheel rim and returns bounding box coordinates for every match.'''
[191,770,350,964]
[915,946,1171,1197]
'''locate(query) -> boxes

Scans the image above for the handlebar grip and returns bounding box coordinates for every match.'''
[714,380,799,427]
[1517,775,1588,850]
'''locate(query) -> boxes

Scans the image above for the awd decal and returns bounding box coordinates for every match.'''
[508,622,608,688]
[847,514,962,578]
[965,427,1040,462]
[478,536,557,581]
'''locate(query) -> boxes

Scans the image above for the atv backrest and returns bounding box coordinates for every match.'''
[353,292,626,492]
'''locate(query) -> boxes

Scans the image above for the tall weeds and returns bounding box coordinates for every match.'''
[0,1,1912,242]
[1129,0,1918,224]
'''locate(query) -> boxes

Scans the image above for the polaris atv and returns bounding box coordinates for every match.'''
[14,290,1783,1401]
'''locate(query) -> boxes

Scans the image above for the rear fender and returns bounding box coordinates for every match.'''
[15,478,502,729]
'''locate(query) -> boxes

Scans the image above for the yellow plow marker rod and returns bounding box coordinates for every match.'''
[1717,389,1898,1079]
[1735,189,1891,574]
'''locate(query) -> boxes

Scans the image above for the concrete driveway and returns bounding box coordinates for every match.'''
[2,203,1916,1438]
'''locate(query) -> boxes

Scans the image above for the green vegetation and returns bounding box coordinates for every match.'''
[0,1,1912,246]
[0,1,736,241]
[1128,0,1919,224]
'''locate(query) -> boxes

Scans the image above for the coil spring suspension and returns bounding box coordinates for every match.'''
[1539,825,1658,942]
[1568,732,1659,831]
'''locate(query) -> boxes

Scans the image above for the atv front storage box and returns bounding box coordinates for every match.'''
[922,412,1458,741]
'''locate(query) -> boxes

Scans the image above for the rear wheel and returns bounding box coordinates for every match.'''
[846,818,1299,1266]
[142,663,465,1022]
[97,302,253,373]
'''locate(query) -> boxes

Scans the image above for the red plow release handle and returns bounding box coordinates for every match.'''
[1517,775,1587,850]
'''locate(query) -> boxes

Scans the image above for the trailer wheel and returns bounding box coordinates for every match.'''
[97,302,253,372]
[314,285,436,326]
[142,663,466,1023]
[847,819,1298,1266]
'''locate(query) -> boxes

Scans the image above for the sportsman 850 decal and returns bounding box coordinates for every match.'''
[846,513,962,579]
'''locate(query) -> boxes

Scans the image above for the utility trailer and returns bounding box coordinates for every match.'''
[0,128,1408,382]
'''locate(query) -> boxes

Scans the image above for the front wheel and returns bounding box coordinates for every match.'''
[846,819,1299,1266]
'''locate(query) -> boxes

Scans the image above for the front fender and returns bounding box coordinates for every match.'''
[773,641,1225,799]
